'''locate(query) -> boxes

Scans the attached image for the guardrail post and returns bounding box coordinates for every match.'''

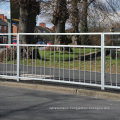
[101,33,105,90]
[17,33,20,82]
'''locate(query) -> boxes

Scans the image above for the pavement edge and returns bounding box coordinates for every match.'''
[0,81,120,101]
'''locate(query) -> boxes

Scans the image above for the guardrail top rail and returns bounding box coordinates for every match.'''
[0,33,120,90]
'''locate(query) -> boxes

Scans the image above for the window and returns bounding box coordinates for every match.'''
[0,36,2,43]
[3,36,8,44]
[4,26,7,31]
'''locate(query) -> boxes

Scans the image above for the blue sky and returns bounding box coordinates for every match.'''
[1,0,113,29]
[0,1,53,28]
[0,1,10,18]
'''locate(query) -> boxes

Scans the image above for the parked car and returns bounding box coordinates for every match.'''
[13,40,17,44]
[36,41,45,45]
[47,42,52,46]
[37,41,46,50]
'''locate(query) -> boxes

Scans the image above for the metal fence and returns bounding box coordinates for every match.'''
[0,33,120,90]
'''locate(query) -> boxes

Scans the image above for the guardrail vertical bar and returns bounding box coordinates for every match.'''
[101,33,105,90]
[17,33,20,82]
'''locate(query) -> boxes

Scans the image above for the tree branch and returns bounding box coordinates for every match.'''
[87,0,95,7]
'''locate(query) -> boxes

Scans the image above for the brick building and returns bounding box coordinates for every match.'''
[0,14,18,44]
[35,23,54,43]
[0,15,8,44]
[0,14,54,44]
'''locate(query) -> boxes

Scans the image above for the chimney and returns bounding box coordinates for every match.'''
[4,16,7,19]
[50,26,55,31]
[0,14,4,20]
[40,23,46,28]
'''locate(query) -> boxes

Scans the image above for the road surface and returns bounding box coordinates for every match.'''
[0,85,120,120]
[0,63,120,87]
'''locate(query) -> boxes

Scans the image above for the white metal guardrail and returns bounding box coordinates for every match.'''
[0,33,120,90]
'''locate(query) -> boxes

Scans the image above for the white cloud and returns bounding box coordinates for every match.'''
[98,0,105,3]
[0,9,10,18]
[36,15,53,28]
[0,2,10,19]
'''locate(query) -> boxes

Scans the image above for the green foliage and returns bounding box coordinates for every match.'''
[39,48,99,61]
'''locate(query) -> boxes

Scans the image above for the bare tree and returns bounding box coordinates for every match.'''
[80,0,95,45]
[52,0,69,45]
[0,0,41,44]
[71,0,80,45]
[10,0,41,58]
[17,0,40,44]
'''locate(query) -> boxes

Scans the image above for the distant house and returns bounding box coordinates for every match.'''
[0,14,18,44]
[34,23,55,43]
[35,23,54,33]
[0,15,8,44]
[0,14,54,44]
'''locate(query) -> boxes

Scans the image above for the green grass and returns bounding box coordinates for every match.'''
[2,48,120,74]
[18,56,120,74]
[12,57,101,72]
[39,48,100,61]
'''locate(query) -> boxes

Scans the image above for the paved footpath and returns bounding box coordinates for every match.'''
[0,85,120,120]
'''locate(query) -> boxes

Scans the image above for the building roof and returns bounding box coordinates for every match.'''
[0,19,8,26]
[35,26,54,33]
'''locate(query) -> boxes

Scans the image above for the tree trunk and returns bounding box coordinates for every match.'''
[18,0,41,59]
[19,3,28,44]
[54,22,65,45]
[18,0,40,44]
[26,1,40,44]
[71,0,80,45]
[52,0,69,45]
[80,0,89,45]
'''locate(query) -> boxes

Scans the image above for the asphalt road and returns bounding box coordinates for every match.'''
[0,63,120,86]
[0,85,120,120]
